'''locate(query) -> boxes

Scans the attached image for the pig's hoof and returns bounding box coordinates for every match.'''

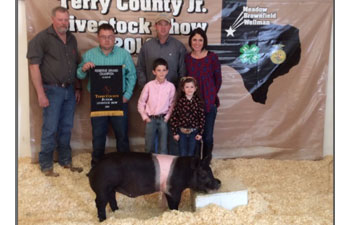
[99,217,106,222]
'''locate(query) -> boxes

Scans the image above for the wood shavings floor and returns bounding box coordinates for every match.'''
[18,153,333,225]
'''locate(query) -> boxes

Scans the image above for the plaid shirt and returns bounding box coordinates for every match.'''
[185,51,222,112]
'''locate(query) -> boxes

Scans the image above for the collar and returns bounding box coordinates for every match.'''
[154,79,168,85]
[97,46,117,56]
[156,36,171,45]
[183,95,198,102]
[47,25,72,41]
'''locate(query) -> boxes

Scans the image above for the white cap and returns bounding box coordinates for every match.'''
[155,13,172,24]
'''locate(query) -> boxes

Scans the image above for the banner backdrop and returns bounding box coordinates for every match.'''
[25,0,333,160]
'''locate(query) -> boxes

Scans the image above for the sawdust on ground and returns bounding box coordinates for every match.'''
[18,153,333,225]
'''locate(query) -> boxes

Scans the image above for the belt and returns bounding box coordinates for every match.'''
[149,114,166,119]
[180,127,197,134]
[45,82,71,88]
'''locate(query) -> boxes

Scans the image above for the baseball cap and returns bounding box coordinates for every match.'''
[155,13,172,24]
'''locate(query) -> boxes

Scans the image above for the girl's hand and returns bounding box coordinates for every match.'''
[145,118,151,123]
[195,135,202,141]
[173,135,180,141]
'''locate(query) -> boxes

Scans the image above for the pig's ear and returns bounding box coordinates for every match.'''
[201,155,212,167]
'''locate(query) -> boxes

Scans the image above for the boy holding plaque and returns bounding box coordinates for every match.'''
[137,58,176,154]
[77,24,136,167]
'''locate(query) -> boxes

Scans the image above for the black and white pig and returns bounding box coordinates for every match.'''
[87,152,221,221]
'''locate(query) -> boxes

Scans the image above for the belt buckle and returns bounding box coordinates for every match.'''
[180,128,192,134]
[61,83,67,88]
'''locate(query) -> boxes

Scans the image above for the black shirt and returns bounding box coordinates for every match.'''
[27,25,78,85]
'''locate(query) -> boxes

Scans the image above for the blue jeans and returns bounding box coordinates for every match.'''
[91,103,129,166]
[39,85,76,171]
[168,123,180,156]
[145,118,168,154]
[203,105,217,146]
[202,105,217,158]
[178,130,198,157]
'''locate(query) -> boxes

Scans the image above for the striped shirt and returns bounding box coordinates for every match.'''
[77,46,136,100]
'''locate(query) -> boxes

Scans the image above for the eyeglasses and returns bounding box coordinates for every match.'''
[98,35,115,41]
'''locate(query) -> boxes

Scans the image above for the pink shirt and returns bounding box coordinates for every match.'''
[138,79,176,121]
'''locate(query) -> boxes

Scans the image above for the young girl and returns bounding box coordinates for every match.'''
[169,77,205,157]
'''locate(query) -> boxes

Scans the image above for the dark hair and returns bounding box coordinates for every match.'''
[152,58,168,70]
[177,76,202,100]
[51,6,69,17]
[188,28,208,51]
[97,23,114,35]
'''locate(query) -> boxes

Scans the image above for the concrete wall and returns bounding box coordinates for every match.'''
[18,0,31,157]
[323,24,334,156]
[17,2,334,158]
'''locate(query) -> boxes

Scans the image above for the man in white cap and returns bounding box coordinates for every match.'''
[136,13,186,88]
[136,13,187,156]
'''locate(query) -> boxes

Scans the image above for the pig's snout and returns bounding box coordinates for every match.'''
[202,178,221,194]
[208,178,221,191]
[213,178,221,190]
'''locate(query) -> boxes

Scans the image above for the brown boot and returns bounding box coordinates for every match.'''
[63,164,83,173]
[43,169,59,177]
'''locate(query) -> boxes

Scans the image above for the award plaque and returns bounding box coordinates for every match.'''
[89,65,123,117]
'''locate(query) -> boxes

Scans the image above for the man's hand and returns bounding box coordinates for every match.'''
[123,97,128,103]
[38,93,49,108]
[75,90,81,103]
[29,64,49,108]
[82,62,95,72]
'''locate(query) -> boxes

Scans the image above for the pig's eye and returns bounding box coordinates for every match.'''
[198,170,207,178]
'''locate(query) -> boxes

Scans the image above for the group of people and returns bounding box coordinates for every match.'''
[27,7,222,177]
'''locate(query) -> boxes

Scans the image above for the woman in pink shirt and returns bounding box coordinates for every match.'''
[138,58,176,154]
